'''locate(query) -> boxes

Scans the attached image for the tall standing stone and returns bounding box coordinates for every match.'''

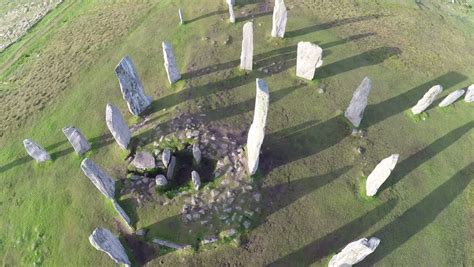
[296,42,323,80]
[112,200,133,229]
[271,0,288,38]
[247,79,270,175]
[411,85,443,114]
[167,156,177,180]
[162,148,171,167]
[439,89,465,107]
[162,41,181,84]
[62,126,91,155]
[344,77,372,128]
[366,154,399,197]
[89,228,131,267]
[240,22,253,71]
[23,139,51,163]
[80,158,116,199]
[106,104,131,150]
[226,0,236,23]
[191,170,201,190]
[465,84,474,103]
[192,143,202,165]
[329,237,380,267]
[115,56,152,116]
[178,8,184,25]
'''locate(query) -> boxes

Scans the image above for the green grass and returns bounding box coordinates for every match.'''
[0,0,473,266]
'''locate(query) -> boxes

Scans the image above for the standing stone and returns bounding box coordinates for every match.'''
[178,8,184,25]
[89,228,131,267]
[271,0,288,38]
[62,126,91,155]
[23,139,51,163]
[226,1,236,23]
[296,42,323,80]
[112,200,133,229]
[155,174,168,187]
[329,237,380,267]
[80,158,116,199]
[115,56,152,116]
[191,170,201,190]
[193,143,202,165]
[439,89,465,107]
[131,151,156,170]
[411,85,443,114]
[240,22,253,71]
[465,84,474,103]
[162,148,171,167]
[247,79,270,175]
[106,104,131,150]
[167,156,177,180]
[344,77,372,128]
[366,154,399,197]
[162,41,181,84]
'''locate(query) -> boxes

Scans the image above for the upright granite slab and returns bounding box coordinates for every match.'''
[296,42,323,80]
[344,77,372,128]
[439,89,465,107]
[226,0,236,23]
[167,156,177,180]
[192,143,202,165]
[411,85,443,114]
[366,154,399,196]
[329,237,380,267]
[162,148,171,167]
[115,56,152,116]
[80,158,116,199]
[271,0,287,38]
[112,200,133,229]
[162,41,181,84]
[178,8,184,25]
[89,228,131,267]
[465,84,474,103]
[106,103,131,150]
[62,126,91,155]
[240,22,253,71]
[23,139,51,163]
[247,79,270,175]
[191,170,201,190]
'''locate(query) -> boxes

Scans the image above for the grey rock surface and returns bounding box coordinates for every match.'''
[439,89,465,107]
[329,237,380,267]
[115,56,152,116]
[62,126,91,155]
[366,154,399,197]
[162,41,181,84]
[155,174,168,187]
[178,8,184,25]
[240,22,253,71]
[465,84,474,102]
[191,170,201,190]
[344,77,372,128]
[162,148,171,167]
[152,238,191,250]
[411,85,443,114]
[193,143,202,165]
[271,0,287,38]
[131,151,156,170]
[106,103,131,150]
[23,139,51,163]
[296,42,323,80]
[80,158,115,199]
[89,228,131,266]
[112,200,132,229]
[167,156,177,180]
[227,3,235,23]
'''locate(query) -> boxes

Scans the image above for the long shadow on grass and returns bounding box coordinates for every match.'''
[186,10,227,24]
[363,71,468,127]
[268,198,398,266]
[361,162,474,266]
[379,121,473,193]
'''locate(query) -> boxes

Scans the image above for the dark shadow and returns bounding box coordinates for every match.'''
[364,71,468,127]
[268,198,398,266]
[186,10,227,24]
[361,162,474,265]
[236,10,272,23]
[379,121,473,192]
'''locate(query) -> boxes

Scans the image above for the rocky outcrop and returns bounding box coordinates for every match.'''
[23,139,51,163]
[271,0,287,38]
[344,77,372,128]
[329,237,380,267]
[162,41,181,84]
[89,228,131,266]
[106,103,131,150]
[62,126,91,155]
[366,154,399,197]
[411,85,443,114]
[240,22,253,71]
[296,42,323,80]
[439,89,465,107]
[80,158,116,199]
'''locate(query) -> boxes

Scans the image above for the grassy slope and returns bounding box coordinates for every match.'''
[0,0,473,266]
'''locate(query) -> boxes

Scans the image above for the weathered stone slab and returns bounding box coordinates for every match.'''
[89,228,131,267]
[80,158,115,199]
[152,238,191,250]
[329,237,380,267]
[131,151,156,170]
[191,170,201,190]
[227,2,236,23]
[465,84,474,103]
[162,148,171,167]
[178,8,184,25]
[106,103,131,150]
[155,174,168,187]
[240,22,253,71]
[366,154,399,197]
[193,143,202,165]
[271,0,287,38]
[167,156,177,180]
[411,85,443,114]
[162,41,181,84]
[344,77,372,128]
[115,56,152,116]
[247,79,270,175]
[112,200,132,229]
[439,89,465,107]
[23,139,51,163]
[296,42,323,80]
[62,126,91,155]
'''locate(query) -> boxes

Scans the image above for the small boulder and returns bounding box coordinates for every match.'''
[131,151,156,170]
[155,174,168,187]
[23,139,51,163]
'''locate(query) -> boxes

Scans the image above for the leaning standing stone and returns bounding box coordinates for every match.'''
[106,104,131,150]
[112,200,133,229]
[226,1,236,23]
[162,41,181,84]
[23,139,51,163]
[80,158,116,199]
[240,22,253,71]
[62,126,91,155]
[411,85,443,114]
[89,228,131,267]
[115,56,152,116]
[192,143,202,165]
[271,0,287,38]
[178,8,184,25]
[465,84,474,103]
[366,154,399,197]
[439,89,465,107]
[191,170,201,190]
[247,79,270,175]
[329,237,380,267]
[344,77,372,128]
[296,42,323,80]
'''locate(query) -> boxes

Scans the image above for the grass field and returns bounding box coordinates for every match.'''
[0,0,473,266]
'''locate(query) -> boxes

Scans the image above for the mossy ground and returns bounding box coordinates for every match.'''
[0,0,473,266]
